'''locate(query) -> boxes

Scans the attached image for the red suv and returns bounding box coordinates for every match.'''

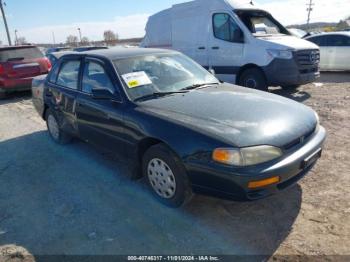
[0,45,51,98]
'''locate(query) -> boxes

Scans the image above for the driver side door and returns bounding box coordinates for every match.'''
[209,12,244,82]
[75,57,126,154]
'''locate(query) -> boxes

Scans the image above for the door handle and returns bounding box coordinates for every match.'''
[198,47,206,50]
[212,46,220,50]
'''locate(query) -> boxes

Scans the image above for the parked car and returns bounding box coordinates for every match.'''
[46,47,71,55]
[73,46,108,52]
[141,0,320,90]
[288,28,309,39]
[47,51,77,67]
[305,32,350,71]
[0,45,51,98]
[32,48,326,207]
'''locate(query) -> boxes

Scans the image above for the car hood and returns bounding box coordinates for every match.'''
[138,84,317,148]
[257,35,319,50]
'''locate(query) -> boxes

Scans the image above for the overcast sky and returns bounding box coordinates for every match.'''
[0,0,349,44]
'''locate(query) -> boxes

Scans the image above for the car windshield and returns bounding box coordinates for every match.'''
[236,10,290,36]
[113,53,219,101]
[0,47,43,62]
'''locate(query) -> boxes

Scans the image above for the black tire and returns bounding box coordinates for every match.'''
[45,109,72,145]
[238,68,268,91]
[142,144,193,208]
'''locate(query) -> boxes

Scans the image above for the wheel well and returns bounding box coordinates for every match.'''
[136,138,181,179]
[137,137,163,164]
[236,64,266,85]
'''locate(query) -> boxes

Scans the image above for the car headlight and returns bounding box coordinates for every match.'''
[213,146,283,166]
[267,49,293,59]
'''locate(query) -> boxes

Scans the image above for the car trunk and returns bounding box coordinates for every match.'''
[0,47,50,80]
[5,59,45,79]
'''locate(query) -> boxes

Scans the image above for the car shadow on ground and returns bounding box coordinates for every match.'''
[270,87,311,103]
[0,131,302,259]
[0,91,32,106]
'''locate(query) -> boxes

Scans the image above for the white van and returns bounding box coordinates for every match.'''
[141,0,321,90]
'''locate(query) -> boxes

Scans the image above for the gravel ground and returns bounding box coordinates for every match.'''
[0,73,349,260]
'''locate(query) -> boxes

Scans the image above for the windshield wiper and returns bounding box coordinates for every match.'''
[134,91,188,102]
[181,82,219,91]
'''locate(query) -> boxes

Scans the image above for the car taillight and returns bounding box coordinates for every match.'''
[0,64,4,76]
[44,57,52,71]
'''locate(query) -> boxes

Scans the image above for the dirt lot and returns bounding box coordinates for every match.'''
[0,73,349,260]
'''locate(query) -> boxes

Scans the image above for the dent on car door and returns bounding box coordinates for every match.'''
[75,59,127,153]
[48,59,81,135]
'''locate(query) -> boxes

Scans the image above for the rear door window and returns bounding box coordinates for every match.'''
[0,47,43,62]
[56,60,81,90]
[326,35,350,46]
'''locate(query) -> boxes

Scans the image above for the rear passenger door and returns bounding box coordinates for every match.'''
[327,35,350,70]
[75,57,126,153]
[46,57,82,136]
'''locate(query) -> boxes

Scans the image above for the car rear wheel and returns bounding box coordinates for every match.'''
[238,68,268,91]
[45,109,72,144]
[142,144,193,208]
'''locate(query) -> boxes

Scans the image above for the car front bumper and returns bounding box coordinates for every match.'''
[187,126,327,200]
[263,56,320,87]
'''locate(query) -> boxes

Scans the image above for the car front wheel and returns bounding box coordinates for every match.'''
[238,68,268,91]
[142,144,193,208]
[45,109,72,144]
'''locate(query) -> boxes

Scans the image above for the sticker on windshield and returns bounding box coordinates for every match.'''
[121,71,152,89]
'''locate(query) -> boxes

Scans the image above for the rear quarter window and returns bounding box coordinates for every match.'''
[0,47,43,62]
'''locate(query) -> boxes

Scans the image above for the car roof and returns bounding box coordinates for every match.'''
[70,47,180,60]
[50,51,78,58]
[306,31,350,38]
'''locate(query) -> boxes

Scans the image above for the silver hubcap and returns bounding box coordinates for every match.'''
[147,158,176,199]
[48,114,59,140]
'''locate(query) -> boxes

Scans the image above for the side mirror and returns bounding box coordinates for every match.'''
[91,88,119,101]
[208,68,216,75]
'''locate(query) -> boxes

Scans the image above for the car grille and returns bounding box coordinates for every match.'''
[296,49,320,66]
[283,126,316,150]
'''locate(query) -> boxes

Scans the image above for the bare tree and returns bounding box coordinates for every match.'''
[81,36,90,45]
[66,35,79,47]
[103,30,118,46]
[16,37,27,45]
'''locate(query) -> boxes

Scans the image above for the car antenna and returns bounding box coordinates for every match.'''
[250,1,254,5]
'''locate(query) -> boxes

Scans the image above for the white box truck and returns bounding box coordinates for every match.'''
[141,0,321,91]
